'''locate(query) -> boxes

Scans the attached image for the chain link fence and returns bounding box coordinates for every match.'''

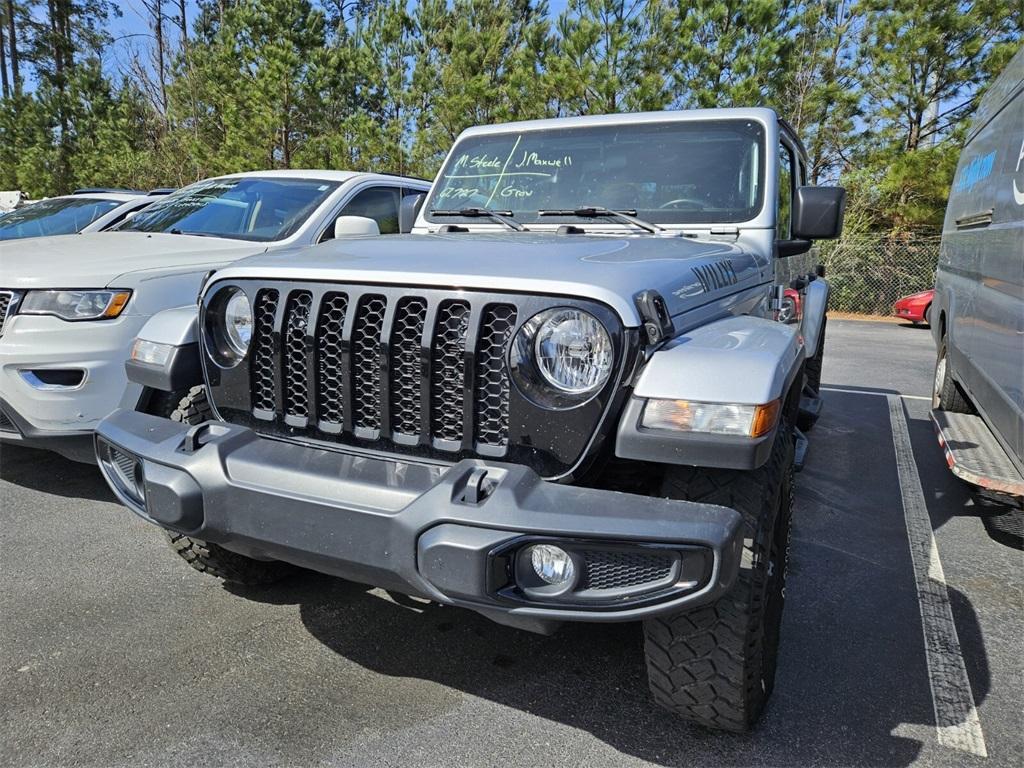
[777,233,941,316]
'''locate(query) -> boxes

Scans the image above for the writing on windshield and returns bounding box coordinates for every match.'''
[427,120,765,225]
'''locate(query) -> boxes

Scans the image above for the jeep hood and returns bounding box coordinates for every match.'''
[213,233,766,326]
[0,232,267,289]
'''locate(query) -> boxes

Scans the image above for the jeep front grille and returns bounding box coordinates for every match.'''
[246,285,517,450]
[202,281,630,478]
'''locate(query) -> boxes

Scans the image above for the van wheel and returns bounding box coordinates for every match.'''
[642,417,794,731]
[933,340,972,413]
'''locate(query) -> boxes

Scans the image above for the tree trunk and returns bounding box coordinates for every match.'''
[0,14,9,99]
[176,0,188,51]
[5,0,17,94]
[153,0,168,114]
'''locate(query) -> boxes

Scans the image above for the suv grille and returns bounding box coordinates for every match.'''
[0,290,19,336]
[246,286,518,451]
[203,281,628,478]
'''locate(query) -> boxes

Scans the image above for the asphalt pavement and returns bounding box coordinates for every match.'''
[1,318,1021,768]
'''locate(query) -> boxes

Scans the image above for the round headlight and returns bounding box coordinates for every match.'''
[533,309,613,395]
[510,307,616,410]
[205,286,252,367]
[223,290,252,357]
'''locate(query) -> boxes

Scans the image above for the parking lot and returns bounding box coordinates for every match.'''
[1,318,1020,768]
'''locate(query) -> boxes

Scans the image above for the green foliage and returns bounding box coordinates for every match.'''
[0,0,1019,234]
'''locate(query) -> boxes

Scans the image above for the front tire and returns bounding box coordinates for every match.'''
[643,420,795,731]
[163,385,294,586]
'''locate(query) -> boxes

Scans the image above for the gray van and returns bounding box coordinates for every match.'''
[931,45,1024,527]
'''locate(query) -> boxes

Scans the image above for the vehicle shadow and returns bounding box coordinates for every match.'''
[208,389,998,766]
[227,556,988,766]
[0,442,114,503]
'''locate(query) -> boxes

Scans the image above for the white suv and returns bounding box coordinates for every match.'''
[0,170,431,461]
[0,189,171,240]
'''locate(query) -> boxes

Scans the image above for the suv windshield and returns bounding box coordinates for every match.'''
[427,119,765,226]
[119,177,341,242]
[0,197,122,240]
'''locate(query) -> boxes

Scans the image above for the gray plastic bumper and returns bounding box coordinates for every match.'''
[95,409,745,632]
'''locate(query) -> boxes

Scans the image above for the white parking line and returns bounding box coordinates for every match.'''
[886,394,988,757]
[821,386,931,401]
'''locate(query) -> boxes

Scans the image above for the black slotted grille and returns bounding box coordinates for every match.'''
[430,300,470,443]
[315,292,348,426]
[475,305,517,447]
[251,289,279,412]
[207,280,625,477]
[390,297,427,436]
[351,295,387,430]
[283,291,313,419]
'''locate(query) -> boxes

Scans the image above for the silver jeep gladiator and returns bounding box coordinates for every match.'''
[95,108,844,732]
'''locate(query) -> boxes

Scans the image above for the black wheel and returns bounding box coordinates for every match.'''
[778,297,797,324]
[923,304,932,327]
[932,339,972,413]
[165,533,294,585]
[164,386,294,585]
[643,418,795,731]
[170,385,213,425]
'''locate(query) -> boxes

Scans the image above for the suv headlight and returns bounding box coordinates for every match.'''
[20,289,131,321]
[511,308,613,408]
[205,286,252,367]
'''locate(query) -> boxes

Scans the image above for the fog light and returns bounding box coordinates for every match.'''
[529,544,575,585]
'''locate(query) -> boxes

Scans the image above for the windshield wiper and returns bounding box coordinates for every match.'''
[430,208,525,232]
[168,228,218,237]
[538,206,664,234]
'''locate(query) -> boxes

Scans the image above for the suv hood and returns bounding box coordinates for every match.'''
[212,232,767,326]
[0,232,267,289]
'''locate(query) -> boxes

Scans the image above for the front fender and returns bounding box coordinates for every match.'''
[616,315,804,469]
[124,305,201,394]
[801,278,829,358]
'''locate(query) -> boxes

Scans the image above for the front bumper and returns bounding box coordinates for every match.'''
[0,313,147,446]
[96,409,745,633]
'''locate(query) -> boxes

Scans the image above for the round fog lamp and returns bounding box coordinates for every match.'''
[529,544,575,585]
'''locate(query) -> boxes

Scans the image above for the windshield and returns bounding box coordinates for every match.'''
[119,177,341,242]
[0,197,122,240]
[427,119,765,226]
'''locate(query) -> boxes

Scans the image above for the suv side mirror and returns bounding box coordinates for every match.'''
[334,215,380,238]
[792,186,845,240]
[399,193,425,234]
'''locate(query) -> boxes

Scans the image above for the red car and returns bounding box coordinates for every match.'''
[893,289,935,325]
[779,287,801,324]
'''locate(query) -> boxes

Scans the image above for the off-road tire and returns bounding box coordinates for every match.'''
[165,533,293,585]
[169,385,213,425]
[933,339,972,413]
[804,317,825,396]
[643,421,795,732]
[164,385,293,585]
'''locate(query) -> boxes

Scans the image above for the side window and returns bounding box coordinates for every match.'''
[323,186,401,241]
[777,143,795,240]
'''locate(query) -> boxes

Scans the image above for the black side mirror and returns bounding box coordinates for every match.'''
[792,186,845,240]
[399,193,426,234]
